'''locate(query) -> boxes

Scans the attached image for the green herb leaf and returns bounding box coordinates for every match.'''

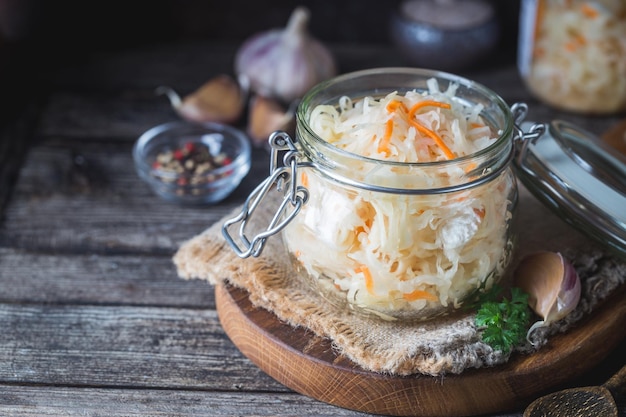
[474,286,531,352]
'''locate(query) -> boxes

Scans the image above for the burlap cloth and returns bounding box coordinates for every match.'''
[173,185,625,376]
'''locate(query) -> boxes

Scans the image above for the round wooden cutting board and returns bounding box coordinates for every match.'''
[216,282,626,417]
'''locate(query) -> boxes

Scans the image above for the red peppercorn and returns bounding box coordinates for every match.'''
[151,140,235,197]
[184,142,195,152]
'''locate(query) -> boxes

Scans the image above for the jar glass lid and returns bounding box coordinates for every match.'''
[514,120,626,259]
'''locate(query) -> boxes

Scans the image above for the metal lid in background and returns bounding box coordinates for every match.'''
[514,120,626,260]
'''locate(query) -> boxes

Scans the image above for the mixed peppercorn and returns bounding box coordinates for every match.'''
[151,141,232,194]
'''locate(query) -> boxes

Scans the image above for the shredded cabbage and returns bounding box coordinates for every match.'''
[523,0,626,113]
[283,81,515,320]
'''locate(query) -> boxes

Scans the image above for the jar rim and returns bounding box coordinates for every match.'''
[296,67,514,169]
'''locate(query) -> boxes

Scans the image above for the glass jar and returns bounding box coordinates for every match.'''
[224,68,519,321]
[518,0,626,114]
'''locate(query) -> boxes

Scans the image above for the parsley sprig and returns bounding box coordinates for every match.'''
[473,285,532,352]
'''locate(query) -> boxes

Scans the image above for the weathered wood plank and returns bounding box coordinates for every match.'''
[0,386,379,417]
[1,142,269,254]
[48,41,240,93]
[35,65,621,149]
[36,42,405,141]
[0,248,214,308]
[0,304,286,391]
[36,90,181,142]
[48,42,409,93]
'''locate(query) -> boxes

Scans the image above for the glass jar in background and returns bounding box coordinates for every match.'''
[224,68,519,322]
[518,0,626,114]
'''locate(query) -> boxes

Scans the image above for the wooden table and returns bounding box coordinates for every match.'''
[0,39,624,416]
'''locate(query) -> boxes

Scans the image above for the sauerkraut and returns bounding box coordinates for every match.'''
[519,0,626,113]
[283,79,515,320]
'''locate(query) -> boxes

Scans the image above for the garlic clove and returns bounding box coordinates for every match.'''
[247,95,295,146]
[513,251,581,343]
[156,74,246,123]
[234,6,337,103]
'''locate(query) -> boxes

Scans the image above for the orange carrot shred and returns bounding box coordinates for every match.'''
[403,289,438,302]
[356,265,375,295]
[386,100,408,113]
[581,3,598,18]
[474,207,486,219]
[407,100,455,160]
[533,46,546,58]
[300,171,308,187]
[378,119,394,154]
[408,100,451,115]
[532,0,546,44]
[409,120,455,160]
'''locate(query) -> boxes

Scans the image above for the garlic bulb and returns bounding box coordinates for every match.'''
[234,6,337,104]
[513,251,581,344]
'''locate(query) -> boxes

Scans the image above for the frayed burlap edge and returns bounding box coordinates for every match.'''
[173,186,626,376]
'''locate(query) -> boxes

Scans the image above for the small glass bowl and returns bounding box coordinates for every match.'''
[133,121,251,205]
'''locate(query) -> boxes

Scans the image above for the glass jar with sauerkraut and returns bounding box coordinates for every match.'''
[223,68,521,321]
[518,0,626,114]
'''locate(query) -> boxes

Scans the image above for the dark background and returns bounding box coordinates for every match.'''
[0,0,522,127]
[0,0,521,53]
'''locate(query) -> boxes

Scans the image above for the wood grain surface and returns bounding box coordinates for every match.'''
[1,35,625,416]
[216,282,626,417]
